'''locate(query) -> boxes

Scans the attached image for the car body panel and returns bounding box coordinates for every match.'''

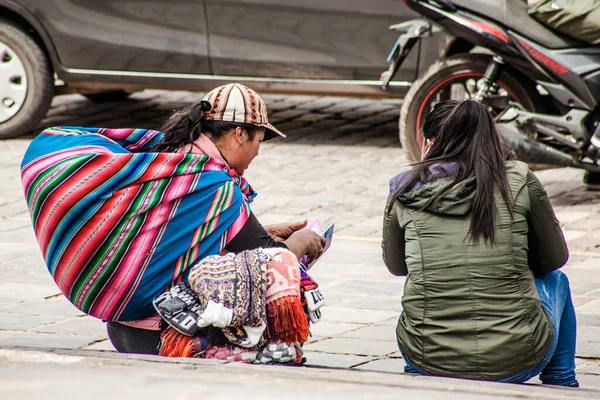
[0,0,449,97]
[9,0,211,74]
[205,0,419,82]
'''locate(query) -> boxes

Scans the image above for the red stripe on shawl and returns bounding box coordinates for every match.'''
[90,174,197,319]
[54,185,141,294]
[54,153,183,293]
[127,153,186,185]
[111,188,184,319]
[21,146,109,193]
[36,155,130,256]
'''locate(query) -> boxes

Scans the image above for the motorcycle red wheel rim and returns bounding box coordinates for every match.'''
[415,73,520,148]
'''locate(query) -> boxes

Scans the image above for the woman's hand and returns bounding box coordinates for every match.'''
[264,220,307,242]
[284,229,327,263]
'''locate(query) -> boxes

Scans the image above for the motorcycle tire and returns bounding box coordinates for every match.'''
[399,54,540,163]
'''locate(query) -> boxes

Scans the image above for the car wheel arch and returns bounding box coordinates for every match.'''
[0,2,59,72]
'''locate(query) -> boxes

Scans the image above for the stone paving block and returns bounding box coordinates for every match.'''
[320,306,399,325]
[304,337,398,357]
[0,313,65,331]
[305,335,328,344]
[303,351,373,369]
[386,351,402,358]
[579,364,600,375]
[0,219,31,232]
[314,259,393,283]
[0,283,61,302]
[0,228,39,245]
[5,272,57,286]
[373,317,399,327]
[310,292,364,309]
[342,296,403,312]
[0,330,20,339]
[325,280,403,298]
[576,298,600,313]
[556,211,590,224]
[562,230,587,242]
[323,98,380,114]
[0,332,101,349]
[309,322,364,338]
[570,282,600,297]
[576,359,600,374]
[353,358,406,373]
[577,313,600,327]
[573,296,599,308]
[584,288,600,297]
[0,202,30,219]
[33,316,107,338]
[340,325,397,342]
[561,269,600,285]
[294,113,331,123]
[293,97,343,111]
[575,373,600,391]
[82,339,116,351]
[0,297,84,317]
[545,181,586,199]
[577,326,600,358]
[269,108,307,121]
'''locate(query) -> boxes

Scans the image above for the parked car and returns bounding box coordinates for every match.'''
[0,0,455,138]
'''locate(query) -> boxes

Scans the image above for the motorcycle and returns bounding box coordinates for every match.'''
[382,0,600,173]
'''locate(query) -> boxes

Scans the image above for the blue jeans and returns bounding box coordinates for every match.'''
[402,270,579,387]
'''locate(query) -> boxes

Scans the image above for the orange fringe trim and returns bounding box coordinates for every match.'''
[266,296,311,343]
[159,328,197,357]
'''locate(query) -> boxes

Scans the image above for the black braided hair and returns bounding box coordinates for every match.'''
[151,100,262,153]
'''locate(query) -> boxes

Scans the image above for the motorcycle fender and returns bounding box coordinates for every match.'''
[381,19,439,90]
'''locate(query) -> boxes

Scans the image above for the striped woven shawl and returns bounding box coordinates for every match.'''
[21,127,253,321]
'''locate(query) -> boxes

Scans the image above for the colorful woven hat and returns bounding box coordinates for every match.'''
[202,83,285,140]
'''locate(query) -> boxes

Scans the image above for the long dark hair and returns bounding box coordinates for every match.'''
[152,101,262,153]
[399,100,510,244]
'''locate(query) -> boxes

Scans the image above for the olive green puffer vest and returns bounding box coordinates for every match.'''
[382,161,568,380]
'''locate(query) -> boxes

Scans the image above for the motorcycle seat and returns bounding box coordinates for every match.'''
[451,0,586,49]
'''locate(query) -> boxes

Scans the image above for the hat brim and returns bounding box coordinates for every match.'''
[260,123,286,141]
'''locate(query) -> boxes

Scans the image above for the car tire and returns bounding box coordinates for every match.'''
[0,19,54,139]
[399,54,540,163]
[84,90,132,103]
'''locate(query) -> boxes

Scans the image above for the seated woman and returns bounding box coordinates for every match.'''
[21,83,325,357]
[382,99,578,387]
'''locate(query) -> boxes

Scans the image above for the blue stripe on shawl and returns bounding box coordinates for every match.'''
[120,183,244,320]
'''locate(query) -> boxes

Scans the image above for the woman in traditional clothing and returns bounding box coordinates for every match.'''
[21,83,325,358]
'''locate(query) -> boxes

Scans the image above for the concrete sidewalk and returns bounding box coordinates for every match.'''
[1,346,598,400]
[2,92,600,397]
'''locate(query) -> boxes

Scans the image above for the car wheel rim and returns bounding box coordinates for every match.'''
[0,40,28,124]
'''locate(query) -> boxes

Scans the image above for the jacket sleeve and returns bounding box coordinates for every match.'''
[382,195,408,276]
[225,212,287,253]
[526,170,569,275]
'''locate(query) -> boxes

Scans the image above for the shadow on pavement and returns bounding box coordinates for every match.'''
[26,91,402,148]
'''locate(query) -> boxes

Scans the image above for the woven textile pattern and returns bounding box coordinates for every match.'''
[188,249,268,345]
[265,251,301,303]
[20,126,255,321]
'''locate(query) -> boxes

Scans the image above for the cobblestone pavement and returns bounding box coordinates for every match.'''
[1,91,600,393]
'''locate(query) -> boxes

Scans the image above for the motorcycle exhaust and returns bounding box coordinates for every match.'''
[498,123,600,172]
